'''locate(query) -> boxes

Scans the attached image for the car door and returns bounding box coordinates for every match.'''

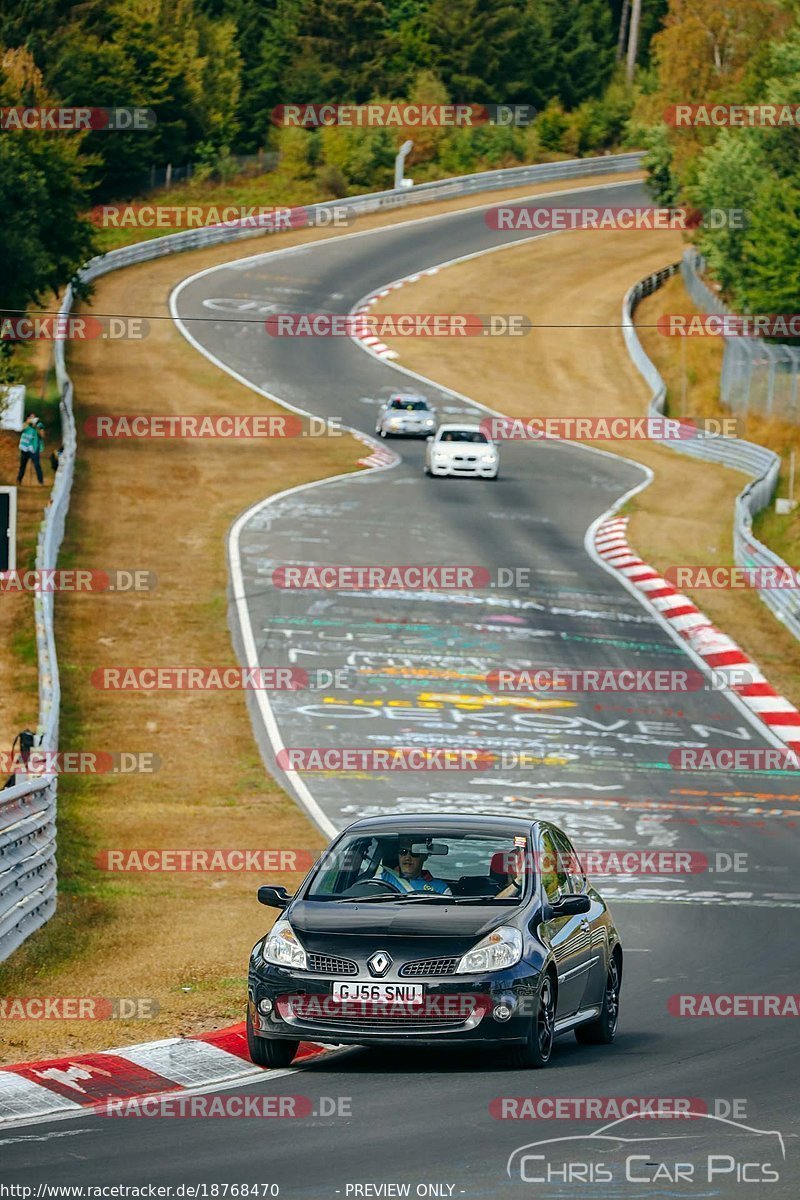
[552,829,600,1012]
[537,827,592,1017]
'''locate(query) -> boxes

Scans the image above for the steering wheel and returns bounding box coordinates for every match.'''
[341,878,401,898]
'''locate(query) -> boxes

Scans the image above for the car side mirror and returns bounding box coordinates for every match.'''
[258,885,292,909]
[552,893,590,917]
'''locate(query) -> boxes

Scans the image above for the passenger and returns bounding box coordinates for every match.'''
[492,848,526,899]
[375,841,452,895]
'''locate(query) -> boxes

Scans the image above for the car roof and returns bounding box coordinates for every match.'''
[390,393,427,402]
[341,813,535,835]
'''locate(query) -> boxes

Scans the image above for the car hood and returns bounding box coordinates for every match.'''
[288,899,512,942]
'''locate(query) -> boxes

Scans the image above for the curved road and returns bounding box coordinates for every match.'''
[4,179,799,1196]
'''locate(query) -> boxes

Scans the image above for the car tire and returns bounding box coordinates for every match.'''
[575,953,620,1046]
[246,1009,299,1068]
[507,971,555,1069]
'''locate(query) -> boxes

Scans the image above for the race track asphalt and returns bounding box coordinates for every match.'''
[4,180,798,1197]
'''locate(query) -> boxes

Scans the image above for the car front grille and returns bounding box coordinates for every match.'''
[399,957,459,977]
[306,953,358,975]
[288,1014,472,1033]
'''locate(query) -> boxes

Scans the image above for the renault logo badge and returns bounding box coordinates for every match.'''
[367,951,392,977]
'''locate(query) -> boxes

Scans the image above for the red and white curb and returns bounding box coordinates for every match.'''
[594,517,800,747]
[351,428,401,470]
[0,1024,327,1126]
[351,269,440,361]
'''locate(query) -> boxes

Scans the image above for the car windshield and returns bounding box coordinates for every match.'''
[391,399,428,411]
[439,430,488,443]
[304,831,531,903]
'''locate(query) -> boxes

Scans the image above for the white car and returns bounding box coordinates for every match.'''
[376,393,437,438]
[424,423,500,479]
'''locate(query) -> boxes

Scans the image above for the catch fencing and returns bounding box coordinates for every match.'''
[682,249,800,423]
[623,266,800,638]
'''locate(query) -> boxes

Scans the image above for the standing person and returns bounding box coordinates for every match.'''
[17,413,45,485]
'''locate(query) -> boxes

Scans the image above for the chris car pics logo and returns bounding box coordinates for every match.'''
[506,1112,785,1189]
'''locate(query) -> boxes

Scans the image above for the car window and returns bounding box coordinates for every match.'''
[438,430,488,443]
[553,829,586,893]
[391,399,427,410]
[539,830,569,903]
[304,831,531,902]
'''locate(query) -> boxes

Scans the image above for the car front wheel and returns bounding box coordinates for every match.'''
[575,954,620,1045]
[246,1008,299,1068]
[508,972,555,1068]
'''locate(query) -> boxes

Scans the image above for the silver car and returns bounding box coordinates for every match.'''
[376,394,437,438]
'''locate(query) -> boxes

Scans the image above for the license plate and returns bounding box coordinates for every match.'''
[331,981,423,1003]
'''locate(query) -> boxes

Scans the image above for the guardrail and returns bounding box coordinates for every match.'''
[623,266,800,638]
[0,150,644,962]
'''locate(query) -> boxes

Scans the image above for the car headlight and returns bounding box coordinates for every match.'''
[455,926,523,974]
[424,417,435,426]
[262,918,307,970]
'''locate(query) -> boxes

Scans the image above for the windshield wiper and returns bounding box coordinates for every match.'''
[336,893,405,903]
[336,892,453,903]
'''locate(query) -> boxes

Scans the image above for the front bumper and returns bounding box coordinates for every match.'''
[429,459,498,477]
[382,423,435,437]
[248,964,538,1046]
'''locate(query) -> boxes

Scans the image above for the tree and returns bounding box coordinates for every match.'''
[0,49,95,322]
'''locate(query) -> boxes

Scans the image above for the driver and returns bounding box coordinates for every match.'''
[375,839,452,895]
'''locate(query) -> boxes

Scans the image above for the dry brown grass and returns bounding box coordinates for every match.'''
[0,169,639,1064]
[371,228,800,707]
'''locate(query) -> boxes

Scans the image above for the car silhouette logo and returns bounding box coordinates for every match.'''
[367,951,392,977]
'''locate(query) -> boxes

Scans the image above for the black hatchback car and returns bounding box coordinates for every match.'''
[247,814,622,1069]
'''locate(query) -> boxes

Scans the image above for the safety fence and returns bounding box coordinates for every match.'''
[0,150,644,961]
[682,250,800,424]
[623,266,800,639]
